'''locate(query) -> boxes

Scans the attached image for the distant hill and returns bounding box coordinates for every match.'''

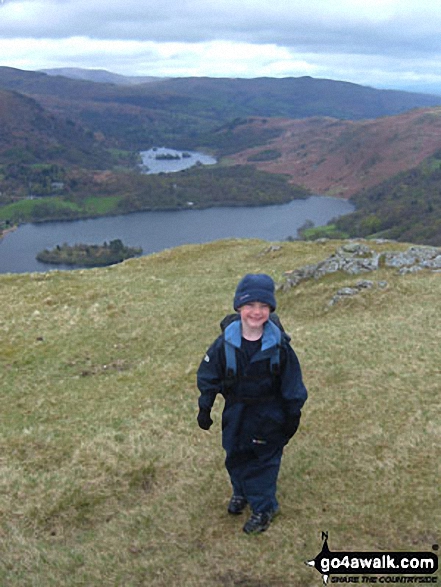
[40,68,165,86]
[134,75,441,120]
[1,67,441,150]
[228,108,441,197]
[0,88,112,168]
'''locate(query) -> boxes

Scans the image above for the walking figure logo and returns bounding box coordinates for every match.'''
[305,531,331,585]
[305,531,438,585]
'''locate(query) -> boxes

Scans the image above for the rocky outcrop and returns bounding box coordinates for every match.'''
[383,246,441,273]
[281,242,380,290]
[328,279,389,306]
[281,242,441,291]
[279,241,441,305]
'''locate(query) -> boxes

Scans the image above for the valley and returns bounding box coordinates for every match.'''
[1,67,441,245]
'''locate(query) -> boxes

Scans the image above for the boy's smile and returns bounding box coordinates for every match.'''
[239,302,271,338]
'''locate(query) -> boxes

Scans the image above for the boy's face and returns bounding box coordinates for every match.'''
[239,301,271,331]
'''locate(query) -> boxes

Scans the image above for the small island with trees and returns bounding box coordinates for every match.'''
[155,153,181,161]
[36,239,143,267]
[154,151,192,161]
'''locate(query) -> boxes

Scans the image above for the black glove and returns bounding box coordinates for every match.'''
[197,408,213,431]
[283,414,300,439]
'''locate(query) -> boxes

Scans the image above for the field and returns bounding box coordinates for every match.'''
[0,196,123,224]
[0,238,439,586]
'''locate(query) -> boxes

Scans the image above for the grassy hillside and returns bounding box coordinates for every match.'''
[0,239,439,586]
[229,108,441,198]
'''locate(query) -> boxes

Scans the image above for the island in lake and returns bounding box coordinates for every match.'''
[36,239,143,267]
[154,152,191,160]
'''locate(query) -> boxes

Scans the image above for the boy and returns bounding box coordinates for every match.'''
[197,273,307,534]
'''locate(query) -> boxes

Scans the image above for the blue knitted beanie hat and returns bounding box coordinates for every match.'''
[233,274,276,312]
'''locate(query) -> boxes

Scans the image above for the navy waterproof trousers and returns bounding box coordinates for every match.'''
[225,444,284,514]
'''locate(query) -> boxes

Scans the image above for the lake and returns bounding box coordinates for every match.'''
[140,147,217,174]
[0,147,354,274]
[0,196,354,274]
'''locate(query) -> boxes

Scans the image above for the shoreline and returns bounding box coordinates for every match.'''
[0,195,355,274]
[0,192,321,232]
[0,225,17,240]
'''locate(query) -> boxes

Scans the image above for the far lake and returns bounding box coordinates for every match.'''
[0,196,354,274]
[140,147,217,174]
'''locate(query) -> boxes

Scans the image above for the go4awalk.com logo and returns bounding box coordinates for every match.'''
[305,533,438,585]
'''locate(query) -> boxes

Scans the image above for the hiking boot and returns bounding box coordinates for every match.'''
[227,495,247,515]
[243,510,276,534]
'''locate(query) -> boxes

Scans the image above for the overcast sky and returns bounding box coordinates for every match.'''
[1,0,441,94]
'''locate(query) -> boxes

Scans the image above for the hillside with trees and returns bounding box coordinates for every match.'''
[332,152,441,245]
[0,165,310,226]
[0,89,114,168]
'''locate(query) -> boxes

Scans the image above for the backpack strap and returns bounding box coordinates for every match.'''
[264,319,281,376]
[222,319,283,393]
[270,347,281,376]
[224,337,237,380]
[223,320,242,391]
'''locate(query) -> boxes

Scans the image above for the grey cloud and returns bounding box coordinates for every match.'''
[2,0,441,60]
[1,0,441,92]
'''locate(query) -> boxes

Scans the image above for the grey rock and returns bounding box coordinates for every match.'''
[338,242,371,255]
[337,287,359,296]
[398,265,423,275]
[259,245,282,256]
[420,254,441,269]
[282,242,441,292]
[384,246,441,268]
[355,280,374,289]
[328,279,385,306]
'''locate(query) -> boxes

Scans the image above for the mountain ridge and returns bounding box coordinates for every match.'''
[2,66,441,155]
[39,67,165,86]
[2,67,441,127]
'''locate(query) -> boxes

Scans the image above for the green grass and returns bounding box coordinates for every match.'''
[299,223,350,240]
[0,238,439,586]
[84,195,123,215]
[0,195,123,223]
[0,197,81,222]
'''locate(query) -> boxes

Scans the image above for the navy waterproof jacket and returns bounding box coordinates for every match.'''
[197,319,307,454]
